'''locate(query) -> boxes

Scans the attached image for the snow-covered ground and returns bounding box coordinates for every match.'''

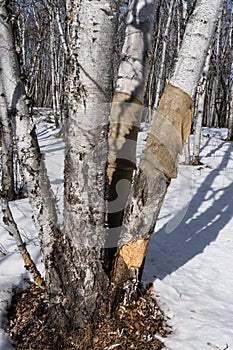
[0,115,233,349]
[142,128,233,350]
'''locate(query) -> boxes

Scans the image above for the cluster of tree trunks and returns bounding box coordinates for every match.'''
[0,0,227,336]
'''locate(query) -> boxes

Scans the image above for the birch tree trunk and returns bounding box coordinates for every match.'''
[49,10,60,127]
[153,0,175,111]
[110,0,224,296]
[227,85,233,141]
[184,137,191,165]
[0,77,15,200]
[105,0,157,296]
[145,1,162,123]
[0,0,61,295]
[192,45,212,165]
[107,0,156,231]
[47,0,117,330]
[209,17,221,126]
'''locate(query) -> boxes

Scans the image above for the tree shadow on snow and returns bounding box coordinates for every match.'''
[143,141,233,281]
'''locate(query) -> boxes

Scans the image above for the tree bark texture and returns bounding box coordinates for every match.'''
[0,0,61,296]
[0,79,15,200]
[170,0,223,98]
[53,0,117,329]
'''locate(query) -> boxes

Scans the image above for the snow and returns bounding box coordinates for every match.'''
[0,114,233,349]
[142,128,233,350]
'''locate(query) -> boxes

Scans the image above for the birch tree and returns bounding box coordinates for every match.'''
[1,0,226,345]
[107,0,156,243]
[109,0,224,296]
[153,0,175,111]
[192,45,213,165]
[45,0,118,329]
[227,81,233,141]
[0,0,61,296]
[0,79,15,200]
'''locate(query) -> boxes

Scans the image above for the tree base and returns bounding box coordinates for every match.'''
[4,281,170,349]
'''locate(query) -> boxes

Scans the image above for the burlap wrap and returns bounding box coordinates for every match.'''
[141,84,193,180]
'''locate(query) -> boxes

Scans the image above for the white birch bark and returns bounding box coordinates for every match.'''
[227,83,233,141]
[1,197,43,286]
[55,5,68,55]
[192,45,212,164]
[27,40,42,96]
[184,137,191,165]
[145,2,162,123]
[17,0,27,68]
[59,0,117,327]
[115,0,156,100]
[209,18,221,126]
[0,78,15,200]
[0,0,61,294]
[0,2,18,106]
[153,0,175,111]
[176,0,182,50]
[49,9,60,127]
[170,0,223,98]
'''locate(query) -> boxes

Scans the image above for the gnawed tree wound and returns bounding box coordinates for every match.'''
[119,238,150,269]
[107,92,144,184]
[141,84,193,180]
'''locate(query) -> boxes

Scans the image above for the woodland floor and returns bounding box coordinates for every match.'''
[3,282,169,349]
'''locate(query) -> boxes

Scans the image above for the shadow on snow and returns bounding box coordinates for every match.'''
[143,141,233,281]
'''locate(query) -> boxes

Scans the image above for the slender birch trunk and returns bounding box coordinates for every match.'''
[49,12,59,127]
[146,2,162,123]
[184,137,191,165]
[153,0,175,111]
[0,78,15,200]
[0,0,61,296]
[55,5,68,56]
[192,46,212,165]
[1,197,43,286]
[17,0,26,68]
[209,18,221,126]
[227,85,233,141]
[110,0,224,296]
[27,40,42,97]
[226,4,233,140]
